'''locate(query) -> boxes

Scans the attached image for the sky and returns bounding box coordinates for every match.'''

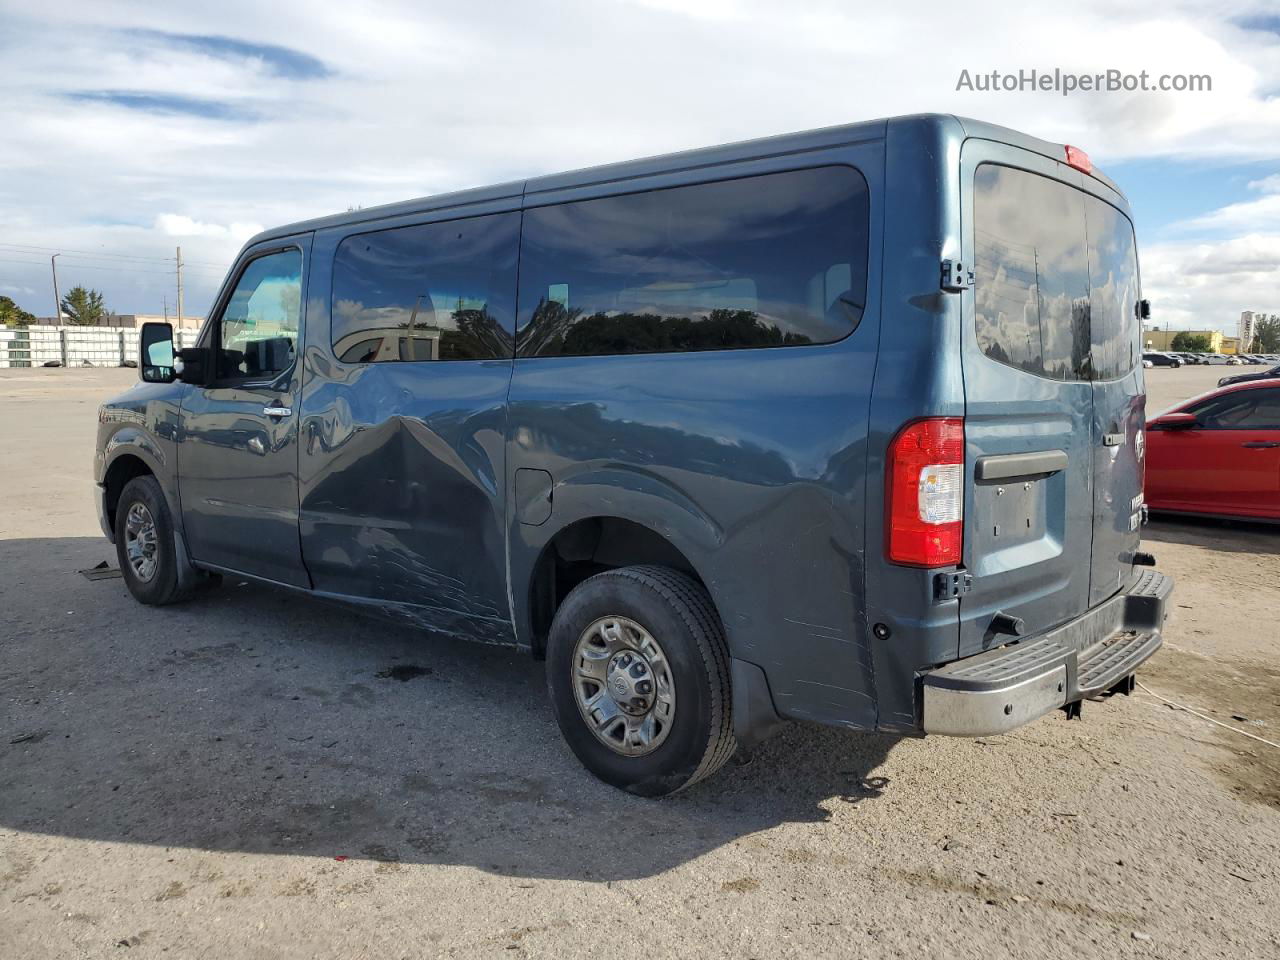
[1,0,1278,334]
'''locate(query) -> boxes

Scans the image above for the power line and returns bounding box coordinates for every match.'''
[0,256,222,277]
[0,242,181,264]
[0,242,229,270]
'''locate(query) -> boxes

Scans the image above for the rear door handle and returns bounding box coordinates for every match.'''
[975,449,1069,481]
[263,405,292,419]
[1241,441,1280,449]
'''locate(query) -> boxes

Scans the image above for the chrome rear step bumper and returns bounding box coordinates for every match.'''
[921,569,1173,736]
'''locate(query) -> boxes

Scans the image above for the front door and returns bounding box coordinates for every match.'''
[1171,386,1280,517]
[178,238,312,587]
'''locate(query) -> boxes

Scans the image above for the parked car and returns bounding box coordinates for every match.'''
[1143,359,1154,368]
[95,114,1172,795]
[1203,354,1230,365]
[1219,363,1280,387]
[1143,352,1182,368]
[1173,353,1204,364]
[1146,380,1280,521]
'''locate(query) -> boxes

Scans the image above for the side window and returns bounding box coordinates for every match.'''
[973,164,1091,380]
[1086,197,1141,380]
[515,166,869,358]
[331,211,519,362]
[217,249,303,381]
[1194,389,1280,429]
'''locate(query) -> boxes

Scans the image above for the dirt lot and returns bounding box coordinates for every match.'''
[1,366,1277,959]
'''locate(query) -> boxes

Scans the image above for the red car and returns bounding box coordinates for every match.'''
[1145,380,1280,521]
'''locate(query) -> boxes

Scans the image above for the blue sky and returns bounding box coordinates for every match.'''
[1,0,1278,333]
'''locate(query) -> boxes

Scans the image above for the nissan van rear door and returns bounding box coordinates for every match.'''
[957,143,1096,657]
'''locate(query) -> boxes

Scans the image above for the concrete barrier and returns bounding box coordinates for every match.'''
[0,325,201,368]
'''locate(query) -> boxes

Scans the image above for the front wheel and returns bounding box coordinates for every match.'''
[546,565,736,796]
[114,475,192,606]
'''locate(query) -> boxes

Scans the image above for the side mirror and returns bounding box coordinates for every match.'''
[140,322,176,383]
[1152,412,1198,430]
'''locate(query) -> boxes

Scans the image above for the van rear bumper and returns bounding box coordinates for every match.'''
[921,568,1173,736]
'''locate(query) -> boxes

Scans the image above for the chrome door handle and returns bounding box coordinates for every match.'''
[263,405,292,419]
[1241,441,1280,449]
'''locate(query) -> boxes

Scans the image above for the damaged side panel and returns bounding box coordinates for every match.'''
[295,213,520,645]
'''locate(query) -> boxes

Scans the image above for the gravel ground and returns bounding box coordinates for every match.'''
[1,366,1277,959]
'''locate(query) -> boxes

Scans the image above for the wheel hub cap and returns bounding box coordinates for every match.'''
[123,502,159,583]
[572,616,675,757]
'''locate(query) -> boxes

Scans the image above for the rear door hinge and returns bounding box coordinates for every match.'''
[941,260,973,292]
[933,571,973,602]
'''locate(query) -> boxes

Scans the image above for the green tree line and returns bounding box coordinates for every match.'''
[0,286,112,326]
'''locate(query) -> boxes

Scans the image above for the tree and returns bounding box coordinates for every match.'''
[1170,331,1212,352]
[60,286,107,325]
[1254,316,1280,354]
[0,295,36,327]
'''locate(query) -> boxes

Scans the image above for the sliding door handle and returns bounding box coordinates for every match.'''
[1241,440,1280,449]
[263,405,292,419]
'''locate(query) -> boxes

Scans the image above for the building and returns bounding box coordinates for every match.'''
[1221,336,1242,355]
[35,313,204,331]
[1143,328,1223,353]
[112,313,205,331]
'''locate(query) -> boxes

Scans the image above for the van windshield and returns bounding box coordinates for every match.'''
[974,164,1140,382]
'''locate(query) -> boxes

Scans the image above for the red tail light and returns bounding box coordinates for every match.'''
[887,418,965,567]
[1065,145,1092,174]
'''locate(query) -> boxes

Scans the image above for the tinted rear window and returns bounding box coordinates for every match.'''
[974,164,1140,382]
[331,212,519,362]
[516,166,869,358]
[1086,196,1141,380]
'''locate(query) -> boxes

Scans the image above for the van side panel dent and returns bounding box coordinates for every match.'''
[295,222,518,645]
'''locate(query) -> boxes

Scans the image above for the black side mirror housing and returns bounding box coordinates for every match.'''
[139,322,176,383]
[176,346,209,385]
[1138,299,1152,320]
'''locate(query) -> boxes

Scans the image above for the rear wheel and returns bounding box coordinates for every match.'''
[546,565,736,796]
[114,475,192,606]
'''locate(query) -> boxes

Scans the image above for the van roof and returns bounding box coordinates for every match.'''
[247,113,1125,247]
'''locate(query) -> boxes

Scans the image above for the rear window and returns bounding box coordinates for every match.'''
[1086,197,1141,380]
[516,166,869,358]
[974,164,1140,382]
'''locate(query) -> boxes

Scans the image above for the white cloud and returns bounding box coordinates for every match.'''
[1143,233,1280,331]
[155,214,263,242]
[1177,173,1280,233]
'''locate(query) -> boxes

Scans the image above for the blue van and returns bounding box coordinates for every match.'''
[96,114,1172,795]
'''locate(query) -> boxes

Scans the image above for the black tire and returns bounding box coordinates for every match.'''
[114,475,192,606]
[546,565,736,796]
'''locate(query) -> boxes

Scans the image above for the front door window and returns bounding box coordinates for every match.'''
[217,249,303,380]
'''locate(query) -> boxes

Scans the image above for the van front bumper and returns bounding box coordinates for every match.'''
[921,568,1173,736]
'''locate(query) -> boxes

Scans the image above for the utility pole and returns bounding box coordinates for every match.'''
[176,246,184,329]
[50,254,62,326]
